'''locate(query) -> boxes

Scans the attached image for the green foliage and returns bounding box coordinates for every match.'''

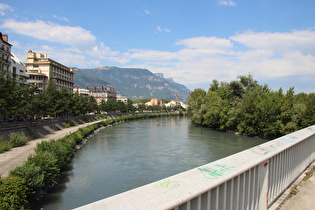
[35,140,70,167]
[0,176,29,209]
[188,75,315,139]
[27,151,59,185]
[8,132,29,147]
[0,138,12,153]
[65,123,70,128]
[70,119,78,126]
[9,161,44,198]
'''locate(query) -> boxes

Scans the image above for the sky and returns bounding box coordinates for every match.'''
[1,0,315,93]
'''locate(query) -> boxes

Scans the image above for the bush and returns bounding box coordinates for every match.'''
[35,140,70,167]
[9,161,44,198]
[64,123,70,128]
[0,176,29,209]
[8,132,29,147]
[0,139,12,153]
[27,151,59,185]
[70,119,77,126]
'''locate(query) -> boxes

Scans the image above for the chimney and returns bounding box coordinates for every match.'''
[101,86,104,90]
[93,86,96,91]
[2,34,8,42]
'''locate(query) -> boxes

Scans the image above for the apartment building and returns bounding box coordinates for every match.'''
[0,32,12,73]
[25,50,74,93]
[87,86,117,104]
[11,53,29,81]
[73,86,90,97]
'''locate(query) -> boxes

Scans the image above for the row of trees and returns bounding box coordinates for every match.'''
[188,75,315,139]
[0,72,99,120]
[0,72,183,121]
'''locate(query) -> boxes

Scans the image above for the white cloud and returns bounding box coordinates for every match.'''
[175,36,233,53]
[119,30,315,92]
[53,14,70,22]
[156,26,170,33]
[230,30,315,56]
[1,19,95,49]
[0,3,13,16]
[144,10,151,15]
[219,0,236,7]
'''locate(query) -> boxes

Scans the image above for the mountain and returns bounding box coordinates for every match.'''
[72,68,113,89]
[76,66,191,101]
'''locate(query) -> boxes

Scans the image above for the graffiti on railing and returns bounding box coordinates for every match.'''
[279,137,296,143]
[153,178,180,193]
[198,164,235,179]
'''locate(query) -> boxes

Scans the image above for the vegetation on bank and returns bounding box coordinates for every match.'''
[0,132,29,153]
[0,113,182,209]
[187,75,315,139]
[1,72,184,122]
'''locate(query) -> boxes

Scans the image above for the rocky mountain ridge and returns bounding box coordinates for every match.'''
[73,66,190,101]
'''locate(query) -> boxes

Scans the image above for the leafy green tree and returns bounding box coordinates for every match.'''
[55,88,71,117]
[41,80,59,117]
[88,96,98,113]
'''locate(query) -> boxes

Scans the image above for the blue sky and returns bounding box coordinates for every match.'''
[1,0,315,93]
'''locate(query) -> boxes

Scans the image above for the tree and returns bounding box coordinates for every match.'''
[88,96,98,113]
[41,80,59,117]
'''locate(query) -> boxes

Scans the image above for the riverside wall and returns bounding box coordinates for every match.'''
[0,115,102,141]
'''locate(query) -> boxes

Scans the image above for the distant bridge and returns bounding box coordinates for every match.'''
[76,125,315,210]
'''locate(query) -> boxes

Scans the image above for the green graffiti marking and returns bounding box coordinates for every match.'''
[153,178,180,193]
[198,164,235,179]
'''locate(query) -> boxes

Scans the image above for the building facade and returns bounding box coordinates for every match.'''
[87,86,117,104]
[25,50,74,93]
[11,53,29,81]
[0,32,12,74]
[73,86,90,97]
[116,94,128,104]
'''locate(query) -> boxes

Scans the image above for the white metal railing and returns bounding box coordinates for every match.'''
[76,125,315,210]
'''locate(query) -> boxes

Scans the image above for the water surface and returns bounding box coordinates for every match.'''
[35,117,266,209]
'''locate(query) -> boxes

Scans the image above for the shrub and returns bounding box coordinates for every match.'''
[8,132,29,147]
[9,161,44,198]
[0,139,12,153]
[27,151,59,185]
[64,123,70,128]
[70,119,77,126]
[35,140,70,167]
[0,176,29,209]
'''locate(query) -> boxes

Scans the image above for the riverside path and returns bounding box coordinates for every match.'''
[0,119,103,177]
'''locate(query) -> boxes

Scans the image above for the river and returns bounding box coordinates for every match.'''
[34,116,266,209]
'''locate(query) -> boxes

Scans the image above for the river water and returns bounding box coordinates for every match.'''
[34,116,266,209]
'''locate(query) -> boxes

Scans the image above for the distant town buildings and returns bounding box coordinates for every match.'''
[0,32,12,74]
[150,98,163,106]
[87,86,117,104]
[117,94,128,104]
[73,86,90,97]
[25,50,74,93]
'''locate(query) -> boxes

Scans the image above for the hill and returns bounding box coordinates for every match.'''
[76,66,190,101]
[72,68,113,89]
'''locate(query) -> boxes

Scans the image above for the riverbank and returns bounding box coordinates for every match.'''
[0,113,182,209]
[0,119,104,177]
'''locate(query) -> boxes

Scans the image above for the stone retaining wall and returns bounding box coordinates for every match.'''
[0,115,100,141]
